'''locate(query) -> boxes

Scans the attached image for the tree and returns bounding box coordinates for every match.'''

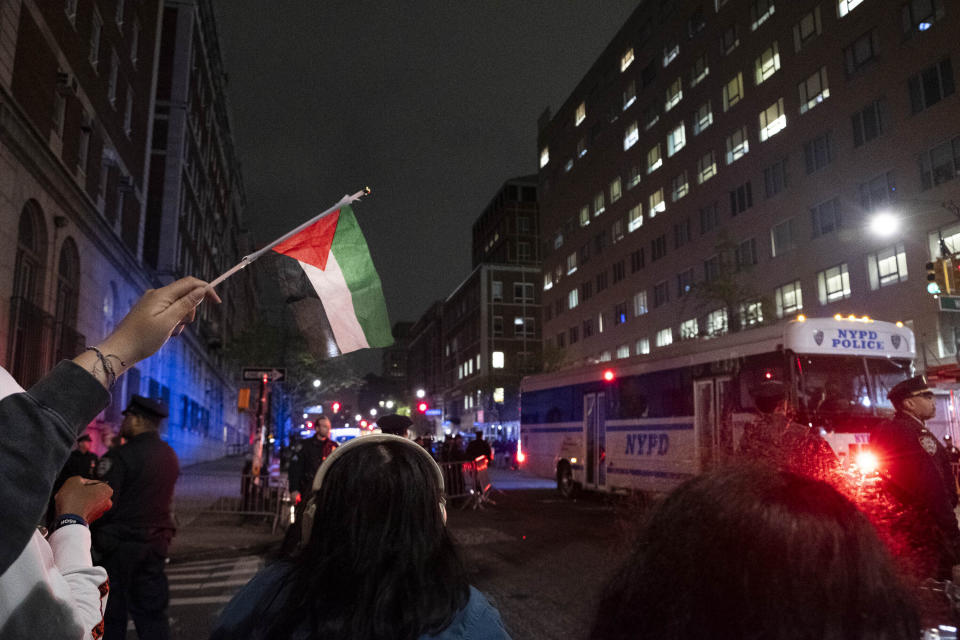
[682,233,773,335]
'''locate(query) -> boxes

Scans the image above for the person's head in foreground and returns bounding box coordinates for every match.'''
[590,466,918,640]
[269,434,468,639]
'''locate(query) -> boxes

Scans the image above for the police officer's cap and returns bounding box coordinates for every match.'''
[887,375,932,405]
[377,413,413,436]
[124,394,169,419]
[76,433,92,443]
[751,379,786,400]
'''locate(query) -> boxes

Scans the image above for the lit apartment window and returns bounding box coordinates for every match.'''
[771,217,798,256]
[622,47,635,71]
[663,40,680,67]
[623,80,637,110]
[799,67,830,114]
[90,9,103,70]
[671,172,689,201]
[593,191,605,216]
[628,205,643,232]
[624,121,639,150]
[680,318,699,340]
[554,231,564,249]
[636,338,650,355]
[575,102,586,127]
[566,252,577,275]
[697,151,717,184]
[793,7,822,52]
[598,350,612,362]
[667,122,686,156]
[918,135,960,190]
[493,387,505,403]
[614,300,628,324]
[868,243,908,289]
[647,143,663,173]
[656,328,674,347]
[723,73,744,111]
[750,0,775,30]
[693,101,713,135]
[543,273,553,292]
[908,58,955,114]
[690,53,709,87]
[577,138,587,158]
[649,188,666,216]
[837,0,865,18]
[598,312,606,334]
[903,0,945,34]
[633,290,648,316]
[492,351,505,368]
[844,30,880,75]
[754,42,781,85]
[775,280,803,317]
[568,288,579,309]
[706,309,728,336]
[579,205,590,227]
[627,166,642,189]
[665,77,683,112]
[616,344,630,359]
[817,263,851,304]
[725,126,749,164]
[759,98,786,141]
[610,177,622,203]
[539,147,549,168]
[739,301,764,327]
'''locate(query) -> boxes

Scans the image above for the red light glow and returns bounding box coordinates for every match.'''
[603,369,615,382]
[417,402,428,413]
[856,451,879,474]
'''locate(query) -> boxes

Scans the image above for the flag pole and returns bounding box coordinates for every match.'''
[207,187,370,290]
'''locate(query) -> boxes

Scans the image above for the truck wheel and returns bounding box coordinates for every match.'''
[557,462,576,498]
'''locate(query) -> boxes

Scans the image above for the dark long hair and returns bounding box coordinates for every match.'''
[262,440,469,640]
[590,466,918,640]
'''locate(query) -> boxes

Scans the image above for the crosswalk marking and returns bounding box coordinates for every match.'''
[165,554,264,609]
[169,578,253,590]
[169,594,235,606]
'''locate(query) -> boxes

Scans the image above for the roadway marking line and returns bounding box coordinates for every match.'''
[167,568,261,581]
[169,594,235,606]
[167,558,262,574]
[169,578,252,590]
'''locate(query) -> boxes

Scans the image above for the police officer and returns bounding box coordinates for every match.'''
[376,413,413,437]
[287,415,337,503]
[63,433,99,479]
[871,375,960,579]
[93,395,179,640]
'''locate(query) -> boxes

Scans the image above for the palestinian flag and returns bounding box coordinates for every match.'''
[271,205,393,356]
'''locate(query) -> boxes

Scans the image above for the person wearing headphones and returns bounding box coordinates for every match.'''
[211,434,511,640]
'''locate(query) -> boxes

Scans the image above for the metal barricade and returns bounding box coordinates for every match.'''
[438,457,495,510]
[174,472,289,533]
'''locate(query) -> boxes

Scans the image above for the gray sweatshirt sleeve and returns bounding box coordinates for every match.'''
[0,361,111,575]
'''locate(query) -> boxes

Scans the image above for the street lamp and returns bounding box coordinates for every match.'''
[416,389,426,398]
[385,400,394,409]
[370,408,378,416]
[868,211,899,237]
[312,379,321,388]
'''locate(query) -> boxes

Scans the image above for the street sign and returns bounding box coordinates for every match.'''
[241,367,286,382]
[940,296,960,312]
[424,409,442,416]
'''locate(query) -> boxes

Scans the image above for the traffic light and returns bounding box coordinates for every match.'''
[927,259,950,295]
[331,401,341,414]
[417,401,428,413]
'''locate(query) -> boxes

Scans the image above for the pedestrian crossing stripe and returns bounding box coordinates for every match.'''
[169,595,235,606]
[169,578,253,590]
[167,567,261,581]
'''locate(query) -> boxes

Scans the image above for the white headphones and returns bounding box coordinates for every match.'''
[300,433,447,545]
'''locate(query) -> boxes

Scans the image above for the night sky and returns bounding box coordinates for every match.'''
[214,2,639,371]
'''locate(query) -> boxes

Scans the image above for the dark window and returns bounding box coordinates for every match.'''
[729,182,753,215]
[653,281,670,307]
[578,243,591,265]
[771,218,798,256]
[597,271,608,292]
[677,268,694,297]
[704,255,721,282]
[859,172,896,210]
[763,159,788,198]
[909,57,955,114]
[844,29,880,75]
[902,0,945,34]
[612,260,626,283]
[594,232,606,255]
[918,136,960,189]
[735,238,758,269]
[721,24,738,54]
[851,99,886,147]
[583,318,594,338]
[582,280,593,301]
[556,332,566,348]
[700,202,719,234]
[630,248,645,273]
[643,101,661,130]
[674,218,691,248]
[569,326,579,344]
[804,132,833,174]
[811,198,842,237]
[652,234,668,261]
[614,301,628,325]
[641,60,657,88]
[688,6,706,37]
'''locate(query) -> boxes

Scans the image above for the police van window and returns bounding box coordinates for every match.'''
[796,355,872,415]
[736,353,787,411]
[620,369,694,417]
[864,358,912,411]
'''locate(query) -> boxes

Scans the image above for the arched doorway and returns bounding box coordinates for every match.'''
[7,201,50,386]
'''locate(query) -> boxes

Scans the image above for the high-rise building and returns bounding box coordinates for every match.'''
[0,0,255,463]
[537,0,960,407]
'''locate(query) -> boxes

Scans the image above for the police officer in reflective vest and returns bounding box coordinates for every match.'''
[93,395,179,640]
[871,375,960,579]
